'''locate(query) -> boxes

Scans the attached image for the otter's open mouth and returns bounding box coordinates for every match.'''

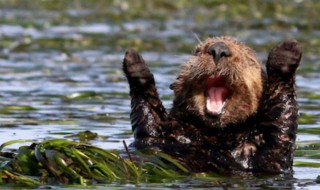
[206,76,230,115]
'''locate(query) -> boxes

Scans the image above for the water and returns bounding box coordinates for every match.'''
[0,0,320,188]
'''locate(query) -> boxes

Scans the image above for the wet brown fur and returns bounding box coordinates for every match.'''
[170,36,265,127]
[123,36,302,174]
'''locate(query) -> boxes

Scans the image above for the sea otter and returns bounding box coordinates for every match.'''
[123,36,301,174]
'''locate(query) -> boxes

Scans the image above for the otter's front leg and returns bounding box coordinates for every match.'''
[123,49,168,147]
[253,40,302,173]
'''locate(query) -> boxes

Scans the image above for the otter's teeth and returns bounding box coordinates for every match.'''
[206,87,228,114]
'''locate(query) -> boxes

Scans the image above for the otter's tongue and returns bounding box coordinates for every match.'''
[206,77,229,114]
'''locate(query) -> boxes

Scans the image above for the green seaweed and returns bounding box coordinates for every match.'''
[296,141,320,149]
[1,170,40,187]
[65,130,99,142]
[0,138,192,186]
[63,91,99,101]
[298,113,317,125]
[294,161,320,168]
[298,128,320,134]
[0,140,34,151]
[0,105,37,114]
[294,150,320,157]
[307,94,320,100]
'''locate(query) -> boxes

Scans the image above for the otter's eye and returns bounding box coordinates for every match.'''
[192,47,201,55]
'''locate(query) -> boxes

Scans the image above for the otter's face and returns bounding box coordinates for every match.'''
[170,36,265,127]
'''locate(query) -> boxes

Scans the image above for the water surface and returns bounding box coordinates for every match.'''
[0,0,320,188]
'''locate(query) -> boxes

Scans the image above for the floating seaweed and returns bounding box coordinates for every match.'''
[0,138,190,187]
[1,135,320,188]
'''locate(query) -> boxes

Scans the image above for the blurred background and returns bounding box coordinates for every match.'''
[0,0,319,188]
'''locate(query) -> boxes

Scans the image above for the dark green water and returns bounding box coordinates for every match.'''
[0,0,320,188]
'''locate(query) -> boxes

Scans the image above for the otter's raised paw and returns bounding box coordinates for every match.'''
[123,49,155,89]
[267,40,302,77]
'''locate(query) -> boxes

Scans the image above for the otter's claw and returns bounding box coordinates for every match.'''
[123,49,155,89]
[267,40,302,76]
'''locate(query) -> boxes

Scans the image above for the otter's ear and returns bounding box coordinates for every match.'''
[169,82,177,90]
[170,76,183,90]
[192,47,201,55]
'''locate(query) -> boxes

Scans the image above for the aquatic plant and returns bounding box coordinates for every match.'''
[0,138,190,187]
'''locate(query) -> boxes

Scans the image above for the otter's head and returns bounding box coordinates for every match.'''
[170,36,265,127]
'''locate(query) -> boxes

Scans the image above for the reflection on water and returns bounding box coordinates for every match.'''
[0,1,320,188]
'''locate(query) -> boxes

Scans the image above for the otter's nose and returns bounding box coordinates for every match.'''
[207,42,231,63]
